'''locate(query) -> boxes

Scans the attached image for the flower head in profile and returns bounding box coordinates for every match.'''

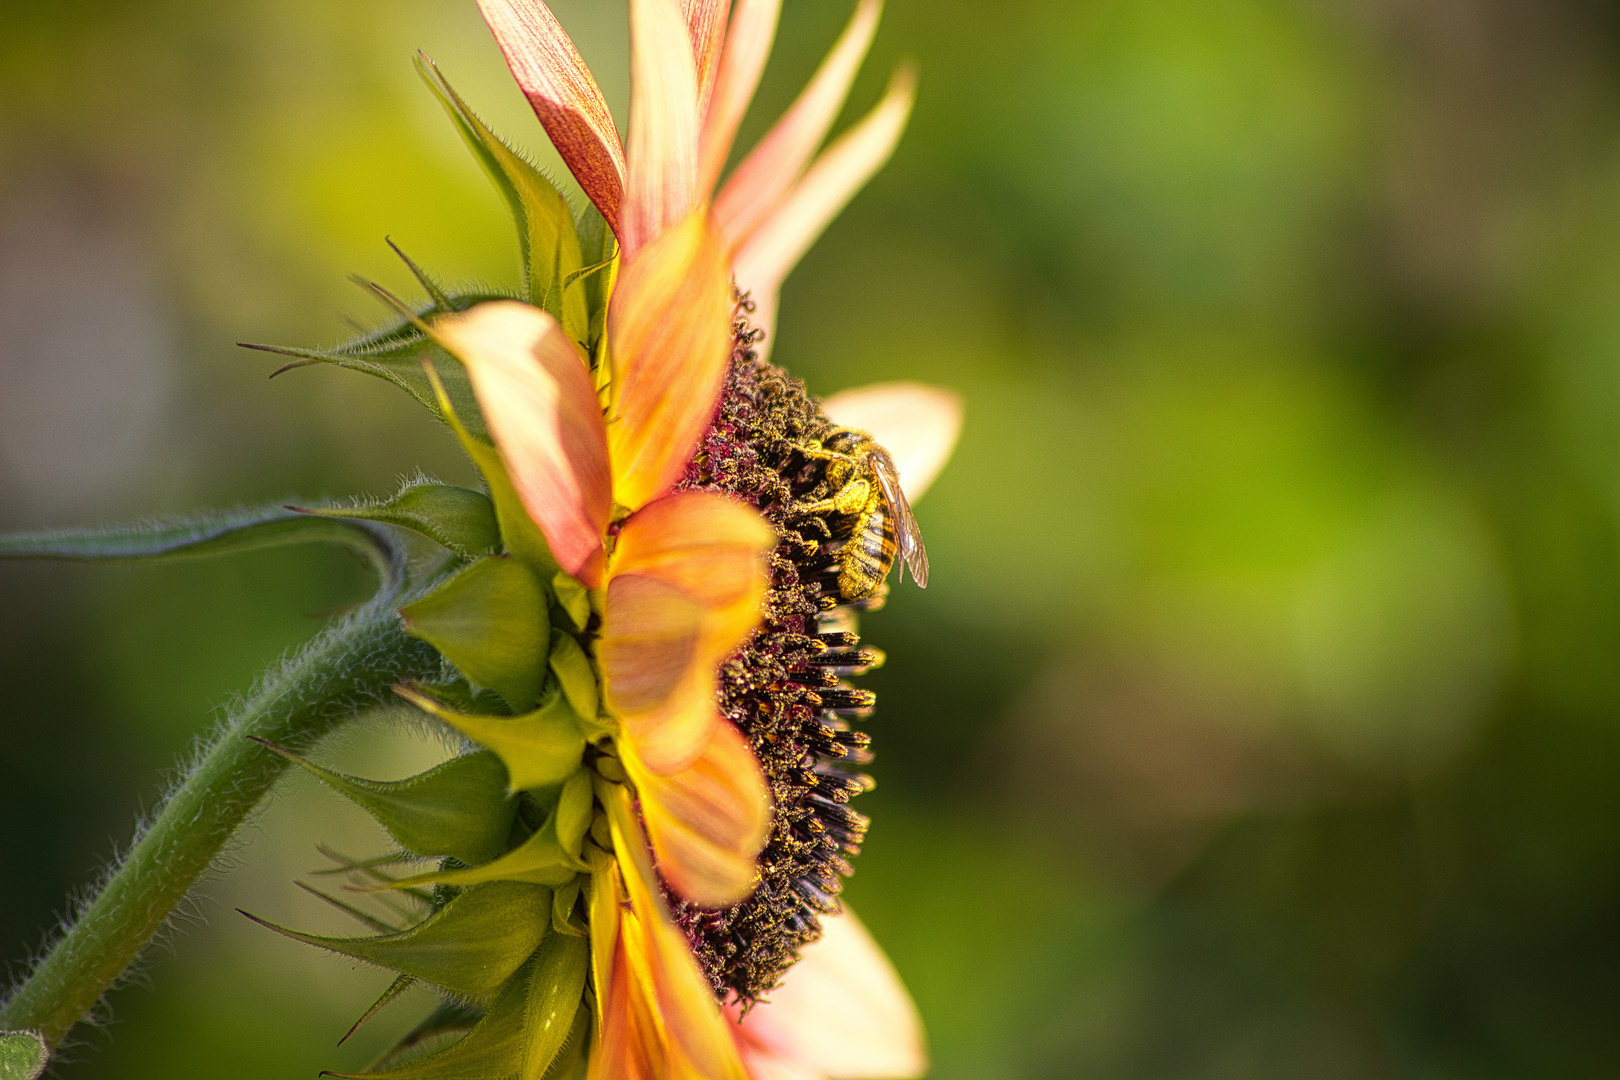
[242,2,960,1078]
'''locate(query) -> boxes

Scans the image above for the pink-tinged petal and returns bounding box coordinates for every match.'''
[712,0,881,251]
[732,906,927,1080]
[820,381,962,502]
[594,787,755,1080]
[600,492,774,772]
[606,213,735,510]
[622,720,771,908]
[698,0,782,196]
[733,64,915,304]
[623,0,702,261]
[684,0,730,119]
[435,301,611,581]
[476,0,626,232]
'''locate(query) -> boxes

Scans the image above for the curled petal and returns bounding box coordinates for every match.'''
[820,381,962,502]
[607,214,735,510]
[436,301,611,581]
[733,64,915,305]
[624,0,702,260]
[684,0,730,118]
[476,0,626,231]
[713,0,881,251]
[591,788,754,1080]
[600,492,774,772]
[623,721,771,908]
[732,906,927,1080]
[698,0,783,196]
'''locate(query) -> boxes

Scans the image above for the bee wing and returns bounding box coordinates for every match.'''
[870,448,929,588]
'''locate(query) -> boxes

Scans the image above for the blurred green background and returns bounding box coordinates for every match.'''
[5,0,1620,1075]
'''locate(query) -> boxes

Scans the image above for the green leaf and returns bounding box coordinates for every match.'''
[254,742,518,865]
[398,686,586,793]
[0,505,403,593]
[337,965,528,1079]
[241,880,549,998]
[390,817,580,890]
[521,933,588,1080]
[422,364,559,577]
[401,557,550,712]
[0,1031,46,1080]
[241,285,510,440]
[417,54,587,343]
[298,481,499,559]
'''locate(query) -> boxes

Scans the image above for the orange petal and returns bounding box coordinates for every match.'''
[593,787,755,1080]
[712,0,881,251]
[731,906,927,1080]
[476,0,627,232]
[733,64,914,305]
[697,0,782,196]
[600,492,775,772]
[435,301,611,581]
[820,382,962,502]
[600,572,717,771]
[683,0,730,119]
[623,0,702,261]
[623,721,770,908]
[606,214,735,510]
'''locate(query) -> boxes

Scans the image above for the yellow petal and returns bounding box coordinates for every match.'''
[590,787,754,1080]
[476,0,626,232]
[819,381,963,503]
[435,301,611,582]
[600,492,774,773]
[623,720,771,908]
[683,0,730,118]
[606,214,735,510]
[732,906,927,1080]
[733,64,915,306]
[712,0,882,251]
[623,0,702,261]
[697,0,782,196]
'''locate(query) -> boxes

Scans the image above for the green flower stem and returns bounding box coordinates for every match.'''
[0,600,440,1049]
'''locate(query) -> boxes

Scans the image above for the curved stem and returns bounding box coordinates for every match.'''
[0,600,440,1048]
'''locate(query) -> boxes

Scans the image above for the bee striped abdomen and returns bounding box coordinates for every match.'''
[838,502,896,600]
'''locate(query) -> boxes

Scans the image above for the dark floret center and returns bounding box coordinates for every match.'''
[668,301,882,1006]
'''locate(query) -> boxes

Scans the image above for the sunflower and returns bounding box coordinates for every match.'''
[247,2,960,1077]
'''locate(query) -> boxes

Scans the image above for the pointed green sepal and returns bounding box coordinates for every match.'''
[520,933,589,1079]
[0,505,403,593]
[416,54,587,343]
[295,881,402,935]
[297,482,498,560]
[241,880,549,998]
[339,973,416,1048]
[397,686,586,793]
[421,362,559,576]
[388,817,581,890]
[330,963,528,1079]
[400,556,549,712]
[547,630,599,723]
[0,1031,46,1080]
[551,571,590,632]
[254,741,517,865]
[362,997,483,1076]
[554,770,593,862]
[241,283,511,440]
[551,877,586,937]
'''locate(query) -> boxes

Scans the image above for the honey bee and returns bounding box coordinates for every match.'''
[795,428,928,601]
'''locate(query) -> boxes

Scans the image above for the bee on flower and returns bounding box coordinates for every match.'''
[236,1,962,1077]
